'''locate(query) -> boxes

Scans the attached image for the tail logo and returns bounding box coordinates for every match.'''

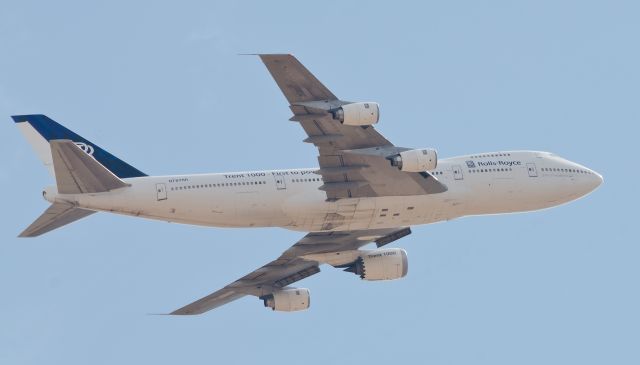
[74,142,95,156]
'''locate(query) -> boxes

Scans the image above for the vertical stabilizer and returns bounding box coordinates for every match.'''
[12,114,146,178]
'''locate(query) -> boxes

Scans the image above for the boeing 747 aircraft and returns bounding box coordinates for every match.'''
[13,54,602,314]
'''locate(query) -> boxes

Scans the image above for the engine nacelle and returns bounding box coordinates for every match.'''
[389,148,438,172]
[261,288,310,312]
[344,248,408,281]
[334,102,380,126]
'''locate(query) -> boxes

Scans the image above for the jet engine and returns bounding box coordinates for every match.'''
[389,148,438,172]
[261,288,310,312]
[333,102,380,126]
[344,248,408,281]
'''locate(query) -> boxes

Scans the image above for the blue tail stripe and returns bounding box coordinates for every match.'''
[12,114,147,178]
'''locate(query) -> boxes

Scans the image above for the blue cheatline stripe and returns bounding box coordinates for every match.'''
[11,114,147,178]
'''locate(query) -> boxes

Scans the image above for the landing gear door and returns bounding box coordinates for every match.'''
[452,165,464,180]
[527,163,538,177]
[156,183,167,201]
[273,174,287,190]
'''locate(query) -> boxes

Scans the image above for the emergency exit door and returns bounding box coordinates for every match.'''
[273,174,287,190]
[527,163,538,177]
[156,183,167,201]
[452,165,464,180]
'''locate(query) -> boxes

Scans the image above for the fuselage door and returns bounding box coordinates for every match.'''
[156,183,167,201]
[273,174,287,190]
[527,163,538,177]
[452,165,464,180]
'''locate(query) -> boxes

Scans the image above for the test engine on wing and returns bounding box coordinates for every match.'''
[344,248,409,281]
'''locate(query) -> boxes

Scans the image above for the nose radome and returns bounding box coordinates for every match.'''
[581,167,603,193]
[554,156,602,196]
[592,170,604,188]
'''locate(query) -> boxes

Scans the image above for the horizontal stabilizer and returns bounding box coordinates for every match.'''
[19,203,95,237]
[51,139,129,194]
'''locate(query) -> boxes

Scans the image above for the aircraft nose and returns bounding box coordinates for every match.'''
[590,169,604,189]
[580,167,603,194]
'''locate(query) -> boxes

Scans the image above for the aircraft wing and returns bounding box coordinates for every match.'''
[170,227,411,315]
[258,54,447,200]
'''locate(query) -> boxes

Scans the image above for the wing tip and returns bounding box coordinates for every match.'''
[238,53,296,61]
[168,310,200,316]
[147,311,199,316]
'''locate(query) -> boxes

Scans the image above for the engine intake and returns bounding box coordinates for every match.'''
[333,102,380,126]
[344,248,408,281]
[390,148,438,172]
[261,288,310,312]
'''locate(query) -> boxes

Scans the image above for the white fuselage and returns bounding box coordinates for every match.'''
[43,151,603,232]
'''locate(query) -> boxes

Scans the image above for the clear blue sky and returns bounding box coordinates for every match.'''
[1,1,638,364]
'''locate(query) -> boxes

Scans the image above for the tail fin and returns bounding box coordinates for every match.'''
[19,202,95,237]
[17,141,128,237]
[12,114,146,178]
[13,114,143,237]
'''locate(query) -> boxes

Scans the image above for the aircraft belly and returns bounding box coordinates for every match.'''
[284,194,456,232]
